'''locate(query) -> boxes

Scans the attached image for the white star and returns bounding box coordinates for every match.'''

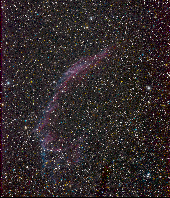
[146,85,151,91]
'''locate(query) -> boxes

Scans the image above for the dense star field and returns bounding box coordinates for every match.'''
[2,0,169,197]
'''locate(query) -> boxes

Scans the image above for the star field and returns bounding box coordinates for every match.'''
[2,0,169,197]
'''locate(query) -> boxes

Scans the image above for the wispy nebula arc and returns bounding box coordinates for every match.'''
[34,45,114,136]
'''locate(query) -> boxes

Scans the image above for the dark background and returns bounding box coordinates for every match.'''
[2,0,169,197]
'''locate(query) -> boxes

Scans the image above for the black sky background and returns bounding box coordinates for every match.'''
[2,0,169,197]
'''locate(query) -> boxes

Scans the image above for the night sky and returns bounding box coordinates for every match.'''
[2,0,169,197]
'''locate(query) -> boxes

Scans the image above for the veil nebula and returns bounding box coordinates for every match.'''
[33,45,115,184]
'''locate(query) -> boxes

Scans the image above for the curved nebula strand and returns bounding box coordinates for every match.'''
[33,45,115,177]
[34,45,114,136]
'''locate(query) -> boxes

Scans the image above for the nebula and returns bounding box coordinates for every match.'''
[33,45,114,183]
